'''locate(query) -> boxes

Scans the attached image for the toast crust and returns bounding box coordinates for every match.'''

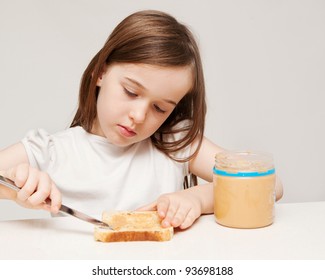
[94,211,173,242]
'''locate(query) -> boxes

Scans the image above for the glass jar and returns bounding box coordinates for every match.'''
[213,150,276,228]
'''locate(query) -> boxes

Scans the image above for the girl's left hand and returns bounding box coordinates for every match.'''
[136,189,203,229]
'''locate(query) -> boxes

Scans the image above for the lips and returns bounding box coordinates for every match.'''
[118,125,136,137]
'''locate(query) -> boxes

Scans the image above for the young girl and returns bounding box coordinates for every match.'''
[0,10,282,229]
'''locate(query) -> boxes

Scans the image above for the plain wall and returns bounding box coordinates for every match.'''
[1,0,324,220]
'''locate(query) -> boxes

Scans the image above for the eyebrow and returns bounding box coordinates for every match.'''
[125,77,177,106]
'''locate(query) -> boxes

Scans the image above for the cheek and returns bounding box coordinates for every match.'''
[96,93,113,124]
[146,114,169,132]
[97,89,122,116]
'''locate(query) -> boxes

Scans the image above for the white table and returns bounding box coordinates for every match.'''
[0,201,324,260]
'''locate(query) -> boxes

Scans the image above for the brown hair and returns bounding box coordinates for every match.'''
[70,10,206,162]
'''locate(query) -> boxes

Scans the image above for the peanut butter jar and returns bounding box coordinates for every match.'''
[213,151,276,229]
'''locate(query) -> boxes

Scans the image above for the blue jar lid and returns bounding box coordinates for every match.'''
[213,167,275,177]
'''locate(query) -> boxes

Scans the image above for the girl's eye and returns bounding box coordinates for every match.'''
[154,104,166,114]
[124,87,166,114]
[124,88,138,97]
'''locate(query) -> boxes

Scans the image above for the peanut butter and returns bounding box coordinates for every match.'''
[213,151,276,229]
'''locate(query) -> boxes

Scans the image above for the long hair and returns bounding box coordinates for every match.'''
[71,10,206,162]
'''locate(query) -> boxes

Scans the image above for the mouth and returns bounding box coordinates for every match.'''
[117,125,137,137]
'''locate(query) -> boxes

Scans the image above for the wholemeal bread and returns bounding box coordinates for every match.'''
[94,211,173,242]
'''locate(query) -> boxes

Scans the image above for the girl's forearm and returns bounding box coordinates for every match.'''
[188,182,214,215]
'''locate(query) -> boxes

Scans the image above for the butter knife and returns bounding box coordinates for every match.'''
[0,175,110,228]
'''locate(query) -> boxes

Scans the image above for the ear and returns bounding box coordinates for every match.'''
[96,65,108,87]
[96,75,103,87]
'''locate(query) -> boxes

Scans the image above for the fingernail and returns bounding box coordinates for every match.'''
[162,220,170,227]
[158,210,165,218]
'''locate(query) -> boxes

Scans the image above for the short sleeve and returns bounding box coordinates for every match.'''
[21,129,54,170]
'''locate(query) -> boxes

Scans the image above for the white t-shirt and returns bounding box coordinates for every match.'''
[21,126,190,215]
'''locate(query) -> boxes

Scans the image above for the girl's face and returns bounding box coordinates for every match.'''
[91,63,193,147]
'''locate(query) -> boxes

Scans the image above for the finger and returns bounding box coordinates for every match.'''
[27,172,52,206]
[14,198,45,210]
[160,200,180,228]
[16,168,39,201]
[5,164,29,188]
[156,196,171,219]
[135,201,157,211]
[49,182,62,213]
[2,167,17,182]
[170,206,191,228]
[179,209,199,229]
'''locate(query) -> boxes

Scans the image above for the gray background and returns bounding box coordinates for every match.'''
[1,0,324,220]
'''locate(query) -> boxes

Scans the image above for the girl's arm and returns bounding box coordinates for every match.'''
[137,137,225,228]
[140,136,284,229]
[189,136,225,182]
[0,143,61,212]
[0,142,30,171]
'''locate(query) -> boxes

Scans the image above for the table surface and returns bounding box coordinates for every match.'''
[0,201,324,260]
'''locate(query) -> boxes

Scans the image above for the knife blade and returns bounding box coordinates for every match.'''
[0,174,111,228]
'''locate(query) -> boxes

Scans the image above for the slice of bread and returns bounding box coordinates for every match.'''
[94,211,173,242]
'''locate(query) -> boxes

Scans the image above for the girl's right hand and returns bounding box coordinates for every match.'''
[0,163,61,213]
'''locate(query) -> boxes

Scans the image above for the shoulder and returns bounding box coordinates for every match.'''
[21,126,84,146]
[21,127,86,167]
[52,126,85,139]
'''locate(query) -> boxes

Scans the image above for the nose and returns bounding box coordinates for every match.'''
[129,101,148,124]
